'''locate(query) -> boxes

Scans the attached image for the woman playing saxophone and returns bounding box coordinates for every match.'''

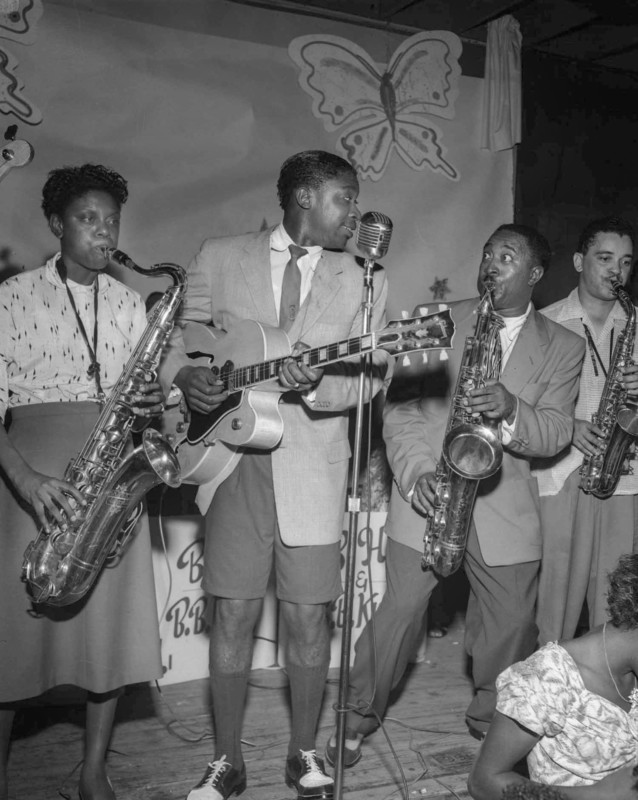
[0,164,165,800]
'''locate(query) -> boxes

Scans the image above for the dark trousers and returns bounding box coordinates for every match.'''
[347,527,539,734]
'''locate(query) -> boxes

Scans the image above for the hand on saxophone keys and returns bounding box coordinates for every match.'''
[412,471,438,517]
[462,379,517,424]
[573,418,605,458]
[621,361,638,398]
[12,466,86,533]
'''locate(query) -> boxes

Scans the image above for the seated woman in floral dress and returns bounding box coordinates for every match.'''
[468,553,638,800]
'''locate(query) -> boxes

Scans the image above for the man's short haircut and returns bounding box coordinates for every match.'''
[576,215,636,255]
[494,223,552,272]
[42,163,128,220]
[276,150,357,209]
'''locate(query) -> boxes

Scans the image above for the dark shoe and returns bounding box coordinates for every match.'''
[186,756,246,800]
[324,732,362,768]
[285,749,334,799]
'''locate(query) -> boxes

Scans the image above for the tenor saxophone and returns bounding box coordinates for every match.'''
[422,284,503,576]
[580,278,638,498]
[22,250,186,606]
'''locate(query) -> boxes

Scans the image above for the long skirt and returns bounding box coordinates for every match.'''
[0,402,162,702]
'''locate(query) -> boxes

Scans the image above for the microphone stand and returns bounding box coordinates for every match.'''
[333,256,376,800]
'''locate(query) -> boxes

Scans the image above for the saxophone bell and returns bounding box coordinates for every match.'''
[443,422,503,480]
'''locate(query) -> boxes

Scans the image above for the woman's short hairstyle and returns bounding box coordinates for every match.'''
[42,163,128,220]
[607,553,638,629]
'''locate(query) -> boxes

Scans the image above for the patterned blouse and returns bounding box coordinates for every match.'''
[0,255,146,422]
[497,642,638,786]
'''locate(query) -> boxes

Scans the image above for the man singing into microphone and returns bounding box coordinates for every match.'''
[159,150,390,800]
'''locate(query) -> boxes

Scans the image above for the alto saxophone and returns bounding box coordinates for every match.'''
[422,284,504,576]
[22,250,186,606]
[580,278,638,498]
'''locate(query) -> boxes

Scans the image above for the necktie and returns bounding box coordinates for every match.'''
[279,244,307,331]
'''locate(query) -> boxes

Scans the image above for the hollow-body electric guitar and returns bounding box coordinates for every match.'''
[162,308,455,507]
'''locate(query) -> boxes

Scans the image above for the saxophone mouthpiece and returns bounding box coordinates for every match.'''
[105,248,133,268]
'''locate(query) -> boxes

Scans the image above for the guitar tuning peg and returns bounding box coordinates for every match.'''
[401,309,410,319]
[421,352,428,364]
[418,306,428,316]
[440,351,449,361]
[402,354,411,367]
[438,303,448,311]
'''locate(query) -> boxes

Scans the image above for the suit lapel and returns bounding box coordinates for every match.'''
[501,308,548,394]
[238,229,279,327]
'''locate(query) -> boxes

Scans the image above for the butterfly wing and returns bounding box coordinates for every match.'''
[340,115,459,182]
[0,0,43,45]
[392,115,459,180]
[0,46,42,123]
[339,116,395,181]
[289,34,385,131]
[387,31,462,120]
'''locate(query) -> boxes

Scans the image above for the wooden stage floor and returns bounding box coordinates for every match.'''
[8,613,481,800]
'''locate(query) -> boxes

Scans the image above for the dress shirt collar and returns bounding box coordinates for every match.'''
[270,223,323,259]
[555,287,626,327]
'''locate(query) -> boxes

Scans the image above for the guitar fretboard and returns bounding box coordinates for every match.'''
[223,333,376,391]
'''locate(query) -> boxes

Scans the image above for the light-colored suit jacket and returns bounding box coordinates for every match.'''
[383,297,585,566]
[159,228,390,546]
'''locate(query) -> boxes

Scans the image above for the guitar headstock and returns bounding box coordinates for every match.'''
[378,307,455,357]
[0,139,34,184]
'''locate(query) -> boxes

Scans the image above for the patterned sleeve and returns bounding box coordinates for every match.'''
[0,283,15,422]
[496,647,570,738]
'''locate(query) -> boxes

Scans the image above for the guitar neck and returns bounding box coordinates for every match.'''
[224,332,377,391]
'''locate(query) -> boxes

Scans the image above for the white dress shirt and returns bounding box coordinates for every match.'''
[270,223,322,323]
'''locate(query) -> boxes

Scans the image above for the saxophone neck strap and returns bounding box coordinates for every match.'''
[56,256,105,401]
[582,321,614,379]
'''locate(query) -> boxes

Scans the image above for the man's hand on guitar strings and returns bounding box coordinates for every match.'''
[174,365,228,414]
[279,341,323,392]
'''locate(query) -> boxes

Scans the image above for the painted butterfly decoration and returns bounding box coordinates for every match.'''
[0,0,43,124]
[289,31,462,182]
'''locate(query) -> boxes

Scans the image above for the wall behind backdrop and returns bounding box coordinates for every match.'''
[0,0,513,320]
[519,51,638,309]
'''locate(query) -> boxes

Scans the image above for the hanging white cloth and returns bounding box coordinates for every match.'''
[481,14,522,152]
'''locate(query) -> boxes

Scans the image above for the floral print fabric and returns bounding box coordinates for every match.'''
[497,641,638,786]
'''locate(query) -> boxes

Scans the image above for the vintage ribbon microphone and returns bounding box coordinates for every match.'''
[334,211,393,800]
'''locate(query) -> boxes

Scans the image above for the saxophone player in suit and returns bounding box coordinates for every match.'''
[326,224,585,765]
[535,216,638,645]
[158,151,390,800]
